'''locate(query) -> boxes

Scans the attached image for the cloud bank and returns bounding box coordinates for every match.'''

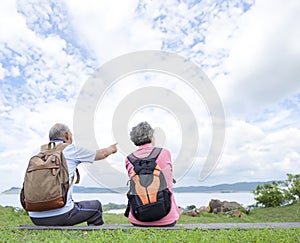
[0,0,300,191]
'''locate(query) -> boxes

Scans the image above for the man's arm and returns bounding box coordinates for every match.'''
[94,143,117,160]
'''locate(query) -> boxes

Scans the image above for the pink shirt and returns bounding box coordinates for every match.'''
[125,143,181,226]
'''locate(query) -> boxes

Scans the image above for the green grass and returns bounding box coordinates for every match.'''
[0,202,299,242]
[1,228,300,243]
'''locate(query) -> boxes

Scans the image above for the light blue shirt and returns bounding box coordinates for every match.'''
[28,142,96,218]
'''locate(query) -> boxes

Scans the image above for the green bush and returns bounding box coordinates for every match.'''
[285,173,300,203]
[253,173,300,207]
[253,182,287,207]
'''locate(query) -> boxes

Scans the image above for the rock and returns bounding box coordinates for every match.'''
[226,209,242,217]
[198,206,210,213]
[209,199,223,213]
[212,207,223,213]
[222,201,242,212]
[184,208,200,217]
[208,199,247,214]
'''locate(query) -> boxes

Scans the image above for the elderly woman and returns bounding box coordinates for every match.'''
[125,121,180,227]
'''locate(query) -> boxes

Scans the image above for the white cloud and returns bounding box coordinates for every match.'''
[177,120,300,186]
[224,0,300,114]
[64,0,162,64]
[214,124,300,182]
[0,0,300,193]
[0,63,7,80]
[0,100,75,191]
[0,1,28,43]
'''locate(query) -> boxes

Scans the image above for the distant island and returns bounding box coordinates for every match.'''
[1,181,272,194]
[172,181,273,193]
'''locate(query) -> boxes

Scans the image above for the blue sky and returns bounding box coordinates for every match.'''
[1,0,300,192]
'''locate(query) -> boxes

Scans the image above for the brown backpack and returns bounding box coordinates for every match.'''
[20,142,79,211]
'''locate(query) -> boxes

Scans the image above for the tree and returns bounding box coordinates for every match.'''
[285,173,300,203]
[253,173,300,207]
[253,181,287,207]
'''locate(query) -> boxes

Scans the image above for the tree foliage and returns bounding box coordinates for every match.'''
[285,173,300,202]
[253,174,300,207]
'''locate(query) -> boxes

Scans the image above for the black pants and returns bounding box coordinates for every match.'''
[30,200,103,226]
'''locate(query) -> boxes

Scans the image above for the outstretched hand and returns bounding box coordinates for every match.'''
[95,143,118,160]
[108,143,118,154]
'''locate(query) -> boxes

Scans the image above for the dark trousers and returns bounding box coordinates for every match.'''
[30,200,103,226]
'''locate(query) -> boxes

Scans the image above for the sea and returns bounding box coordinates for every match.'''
[0,192,256,212]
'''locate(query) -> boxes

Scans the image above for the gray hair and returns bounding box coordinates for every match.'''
[130,121,153,146]
[49,123,71,141]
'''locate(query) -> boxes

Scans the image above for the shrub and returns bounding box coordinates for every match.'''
[253,173,300,207]
[285,173,300,203]
[253,182,287,207]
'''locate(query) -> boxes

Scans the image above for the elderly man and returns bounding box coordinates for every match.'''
[28,123,117,226]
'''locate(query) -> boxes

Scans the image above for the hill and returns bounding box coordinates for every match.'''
[1,181,272,194]
[172,181,273,193]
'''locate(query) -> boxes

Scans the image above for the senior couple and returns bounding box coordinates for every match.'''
[28,122,180,227]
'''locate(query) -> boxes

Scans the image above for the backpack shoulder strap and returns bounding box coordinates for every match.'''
[40,141,69,152]
[148,147,162,160]
[127,147,162,165]
[54,142,69,152]
[54,142,80,184]
[127,153,137,164]
[73,168,80,184]
[55,142,80,184]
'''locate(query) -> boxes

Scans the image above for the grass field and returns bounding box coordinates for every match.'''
[0,202,299,242]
